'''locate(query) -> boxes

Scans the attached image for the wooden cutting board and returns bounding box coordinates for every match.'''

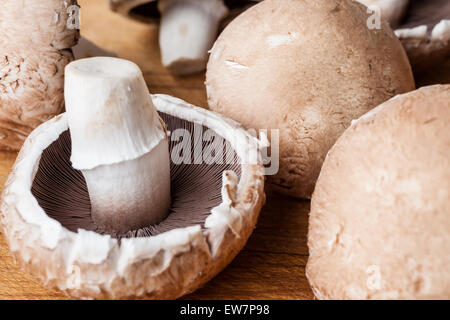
[1,0,448,300]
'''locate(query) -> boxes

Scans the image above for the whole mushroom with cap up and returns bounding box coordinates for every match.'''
[0,57,265,299]
[0,0,79,151]
[206,0,415,199]
[109,0,260,75]
[307,85,450,299]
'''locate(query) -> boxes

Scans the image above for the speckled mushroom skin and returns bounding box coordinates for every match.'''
[206,0,415,199]
[0,0,79,151]
[307,85,450,299]
[0,95,266,299]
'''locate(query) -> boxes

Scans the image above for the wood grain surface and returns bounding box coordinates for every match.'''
[0,0,448,300]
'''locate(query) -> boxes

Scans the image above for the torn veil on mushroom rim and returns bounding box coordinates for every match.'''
[0,94,266,299]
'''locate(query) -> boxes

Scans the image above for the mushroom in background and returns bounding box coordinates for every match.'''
[0,57,266,299]
[307,85,450,299]
[157,0,228,75]
[395,0,450,75]
[357,0,450,76]
[206,0,415,199]
[109,0,259,75]
[0,0,79,151]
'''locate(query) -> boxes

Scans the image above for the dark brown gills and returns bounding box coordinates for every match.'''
[31,113,241,239]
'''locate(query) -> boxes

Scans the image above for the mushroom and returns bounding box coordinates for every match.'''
[394,0,450,74]
[307,85,450,299]
[0,0,79,151]
[356,0,409,28]
[0,57,265,299]
[109,0,259,75]
[205,0,415,199]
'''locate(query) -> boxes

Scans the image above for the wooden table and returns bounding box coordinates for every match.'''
[1,0,448,300]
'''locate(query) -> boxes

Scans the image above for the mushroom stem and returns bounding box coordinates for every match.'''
[65,57,170,233]
[158,0,228,75]
[82,139,170,233]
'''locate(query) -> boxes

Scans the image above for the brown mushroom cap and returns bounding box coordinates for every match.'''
[0,0,79,151]
[307,85,450,300]
[206,0,415,199]
[0,0,79,50]
[0,95,265,299]
[0,49,73,151]
[396,0,450,74]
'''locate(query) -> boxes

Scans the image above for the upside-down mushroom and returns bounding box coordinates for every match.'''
[0,57,266,299]
[0,0,79,151]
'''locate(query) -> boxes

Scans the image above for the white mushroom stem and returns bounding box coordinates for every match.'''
[158,0,228,75]
[64,57,170,233]
[82,140,170,233]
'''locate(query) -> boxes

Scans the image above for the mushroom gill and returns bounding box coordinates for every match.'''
[31,112,241,239]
